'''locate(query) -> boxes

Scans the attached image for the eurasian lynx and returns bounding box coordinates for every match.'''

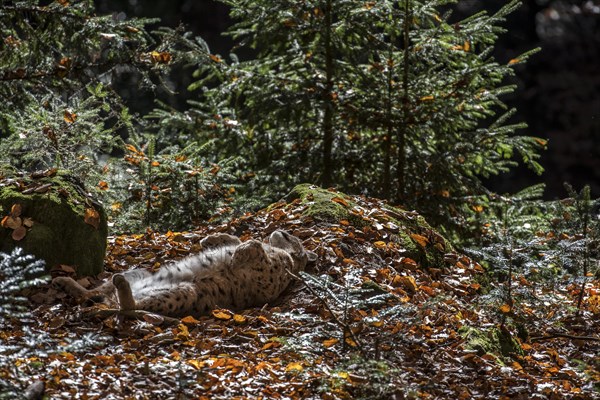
[53,230,317,317]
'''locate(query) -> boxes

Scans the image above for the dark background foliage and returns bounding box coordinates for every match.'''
[94,0,600,199]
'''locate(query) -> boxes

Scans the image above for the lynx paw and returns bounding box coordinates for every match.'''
[112,274,136,311]
[201,233,242,250]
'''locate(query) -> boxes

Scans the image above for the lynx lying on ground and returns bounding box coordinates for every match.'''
[53,230,317,317]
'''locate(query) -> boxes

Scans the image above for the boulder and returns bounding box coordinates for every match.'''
[0,170,107,276]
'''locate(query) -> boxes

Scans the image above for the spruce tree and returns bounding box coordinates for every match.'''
[184,0,544,234]
[0,0,189,182]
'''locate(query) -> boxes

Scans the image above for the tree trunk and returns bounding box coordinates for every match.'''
[321,0,334,187]
[397,0,411,203]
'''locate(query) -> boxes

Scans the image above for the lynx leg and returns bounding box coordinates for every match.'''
[112,274,136,311]
[52,277,90,302]
[201,233,241,250]
[231,240,269,270]
[134,283,198,316]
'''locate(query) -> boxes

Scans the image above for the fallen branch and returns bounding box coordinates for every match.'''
[530,333,600,343]
[83,308,180,326]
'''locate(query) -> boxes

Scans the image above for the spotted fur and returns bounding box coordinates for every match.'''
[53,231,317,317]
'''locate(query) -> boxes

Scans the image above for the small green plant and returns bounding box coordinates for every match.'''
[548,184,600,315]
[106,139,238,232]
[0,249,104,399]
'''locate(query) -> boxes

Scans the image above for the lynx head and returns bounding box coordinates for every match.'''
[269,230,318,266]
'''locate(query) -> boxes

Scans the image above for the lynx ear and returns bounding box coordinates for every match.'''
[306,250,318,263]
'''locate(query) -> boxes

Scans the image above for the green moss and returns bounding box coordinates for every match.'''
[0,171,107,276]
[284,184,367,227]
[459,325,523,360]
[283,184,452,268]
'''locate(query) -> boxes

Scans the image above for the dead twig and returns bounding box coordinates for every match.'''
[530,333,600,343]
[83,308,181,326]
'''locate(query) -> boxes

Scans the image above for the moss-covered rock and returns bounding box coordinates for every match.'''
[283,184,453,267]
[0,170,107,276]
[459,325,524,360]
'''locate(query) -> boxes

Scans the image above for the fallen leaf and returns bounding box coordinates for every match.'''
[331,196,349,207]
[410,233,429,247]
[233,314,247,324]
[3,216,21,230]
[286,362,303,372]
[392,275,418,294]
[323,338,339,347]
[84,207,100,229]
[188,359,205,370]
[63,110,77,123]
[12,226,27,241]
[499,304,511,313]
[10,203,22,217]
[181,315,201,325]
[212,309,232,320]
[373,241,387,249]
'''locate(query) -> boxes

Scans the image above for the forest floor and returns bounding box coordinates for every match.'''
[8,190,600,399]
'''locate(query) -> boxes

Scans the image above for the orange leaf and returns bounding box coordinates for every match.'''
[373,241,387,249]
[181,315,201,325]
[84,207,100,229]
[331,196,350,207]
[12,226,27,241]
[410,233,429,247]
[150,51,172,63]
[285,362,303,372]
[463,40,470,52]
[399,257,417,267]
[508,58,521,65]
[188,359,205,370]
[392,275,418,294]
[499,304,511,313]
[472,205,484,213]
[209,54,222,63]
[97,181,109,191]
[420,95,434,102]
[212,309,232,320]
[63,110,77,123]
[534,138,547,147]
[322,338,339,347]
[233,314,247,324]
[10,203,22,217]
[261,341,281,350]
[2,216,21,230]
[419,285,436,296]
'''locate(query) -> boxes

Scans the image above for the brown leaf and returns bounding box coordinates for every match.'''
[3,216,22,230]
[373,241,387,249]
[410,233,429,247]
[84,207,100,229]
[143,313,165,325]
[233,314,247,324]
[181,315,201,325]
[392,275,418,294]
[10,203,22,217]
[63,109,77,123]
[499,304,511,313]
[331,196,350,207]
[12,226,27,241]
[212,309,232,320]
